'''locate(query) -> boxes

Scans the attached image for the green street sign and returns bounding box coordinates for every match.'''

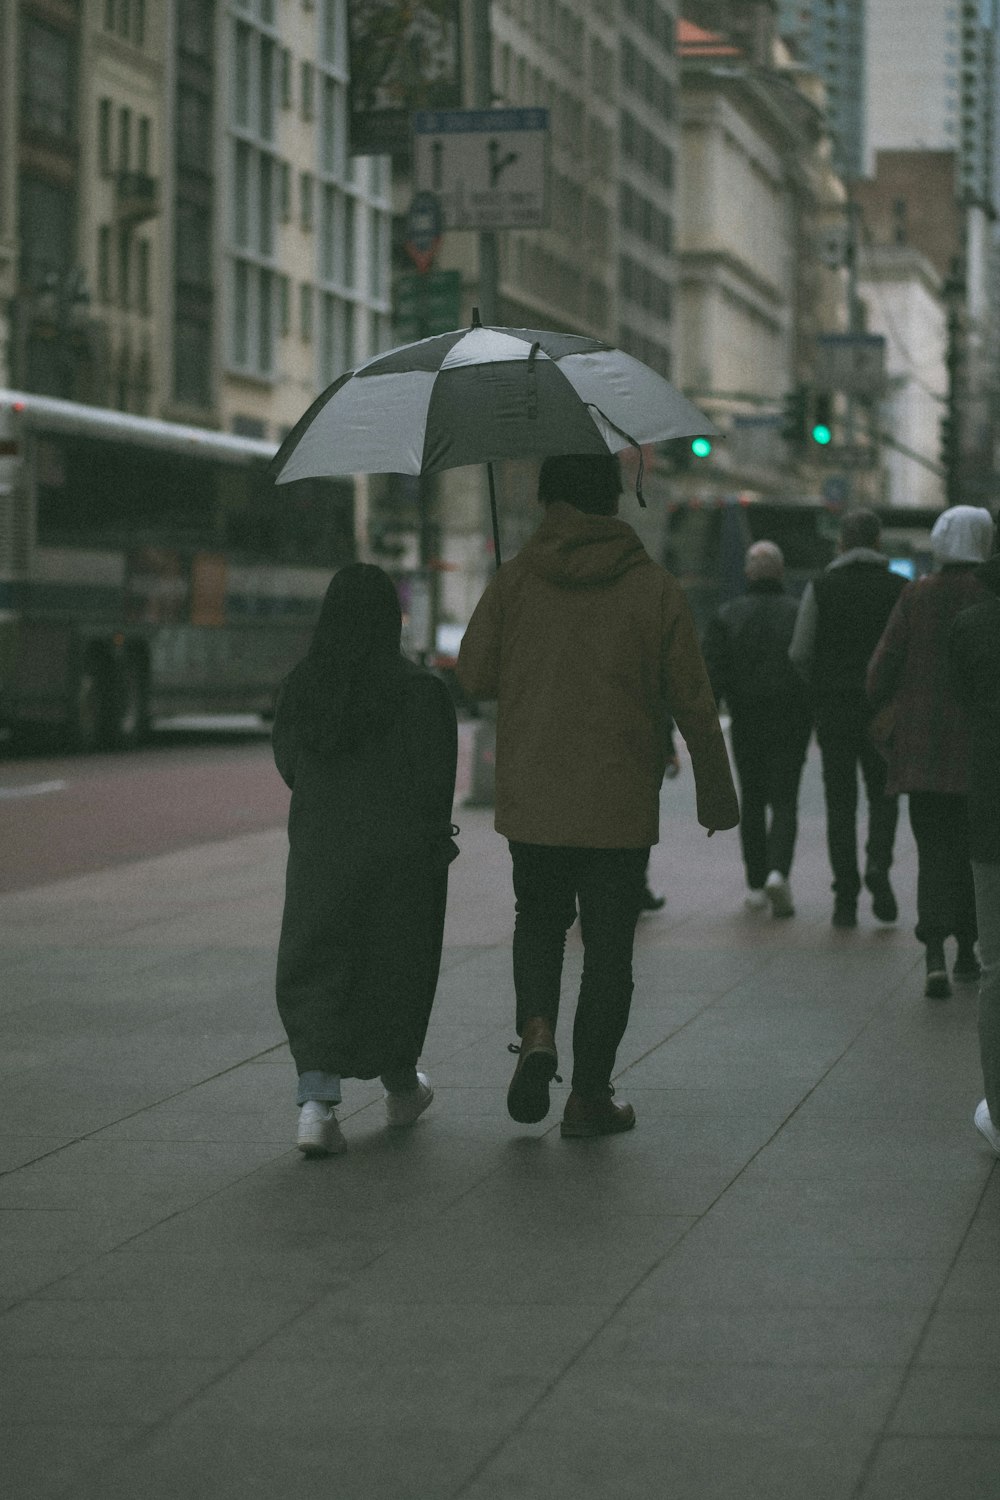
[393,269,462,340]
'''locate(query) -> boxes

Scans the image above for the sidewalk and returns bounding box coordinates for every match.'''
[1,741,998,1500]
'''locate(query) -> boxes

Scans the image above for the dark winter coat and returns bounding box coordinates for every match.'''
[701,578,812,743]
[789,549,907,729]
[455,501,738,848]
[867,566,988,797]
[273,654,457,1081]
[949,554,1000,863]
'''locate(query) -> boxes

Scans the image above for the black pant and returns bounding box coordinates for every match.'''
[908,791,978,948]
[817,710,899,904]
[730,714,810,890]
[509,841,648,1098]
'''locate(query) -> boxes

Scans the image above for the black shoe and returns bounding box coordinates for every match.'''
[507,1018,559,1124]
[639,886,666,912]
[866,874,898,924]
[925,945,951,999]
[832,901,857,929]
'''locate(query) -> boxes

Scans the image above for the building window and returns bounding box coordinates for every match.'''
[279,160,292,220]
[19,174,74,288]
[278,274,291,335]
[301,62,315,120]
[281,48,293,108]
[98,99,113,174]
[21,19,76,142]
[300,282,314,342]
[300,172,314,229]
[118,226,132,307]
[98,225,112,302]
[137,239,151,313]
[138,116,151,174]
[118,107,132,171]
[174,316,212,405]
[176,200,212,289]
[177,85,213,172]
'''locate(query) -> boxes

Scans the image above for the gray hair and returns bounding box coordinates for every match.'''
[745,540,784,583]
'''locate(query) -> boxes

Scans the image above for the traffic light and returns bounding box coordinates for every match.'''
[781,385,810,449]
[690,436,712,459]
[811,392,833,446]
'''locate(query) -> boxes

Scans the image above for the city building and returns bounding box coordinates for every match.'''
[673,16,850,503]
[2,0,394,448]
[776,0,866,182]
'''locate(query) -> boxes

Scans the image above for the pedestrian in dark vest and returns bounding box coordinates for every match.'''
[868,505,993,997]
[273,564,458,1156]
[789,508,907,928]
[702,540,812,917]
[456,453,738,1139]
[949,528,1000,1155]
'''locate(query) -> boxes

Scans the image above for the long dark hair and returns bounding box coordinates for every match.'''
[293,564,405,752]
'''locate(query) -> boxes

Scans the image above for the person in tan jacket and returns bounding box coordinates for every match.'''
[456,453,739,1138]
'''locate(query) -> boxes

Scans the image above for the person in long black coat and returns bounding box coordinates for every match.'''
[273,564,458,1156]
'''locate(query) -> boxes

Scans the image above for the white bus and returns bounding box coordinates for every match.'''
[0,390,355,749]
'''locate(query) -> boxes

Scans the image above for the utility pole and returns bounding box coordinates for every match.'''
[471,0,498,323]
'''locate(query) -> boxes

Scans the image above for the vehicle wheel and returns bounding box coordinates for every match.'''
[65,659,110,753]
[113,654,150,747]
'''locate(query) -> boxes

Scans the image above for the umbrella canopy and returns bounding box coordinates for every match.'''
[269,314,717,564]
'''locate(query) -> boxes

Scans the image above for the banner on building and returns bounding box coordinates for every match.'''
[348,1,463,157]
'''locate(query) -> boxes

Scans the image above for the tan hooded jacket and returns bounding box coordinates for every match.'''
[456,501,739,847]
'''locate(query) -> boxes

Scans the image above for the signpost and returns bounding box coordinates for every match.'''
[413,108,549,230]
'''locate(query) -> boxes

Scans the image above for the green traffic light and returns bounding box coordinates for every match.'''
[811,423,832,445]
[691,436,712,458]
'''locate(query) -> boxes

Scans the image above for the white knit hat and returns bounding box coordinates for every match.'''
[930,505,994,564]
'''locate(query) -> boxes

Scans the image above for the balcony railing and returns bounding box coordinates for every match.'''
[116,172,160,224]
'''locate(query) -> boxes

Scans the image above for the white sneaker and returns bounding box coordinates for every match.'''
[385,1072,434,1128]
[765,871,794,918]
[974,1099,1000,1157]
[297,1101,346,1157]
[744,889,768,912]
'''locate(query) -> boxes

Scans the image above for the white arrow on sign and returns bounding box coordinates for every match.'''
[413,108,549,231]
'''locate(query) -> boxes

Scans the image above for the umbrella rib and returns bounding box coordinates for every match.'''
[587,404,647,506]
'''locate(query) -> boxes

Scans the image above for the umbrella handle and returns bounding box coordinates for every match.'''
[487,461,502,570]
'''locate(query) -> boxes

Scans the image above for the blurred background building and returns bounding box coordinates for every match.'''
[2,0,998,645]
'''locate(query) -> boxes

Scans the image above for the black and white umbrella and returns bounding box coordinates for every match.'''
[270,311,716,565]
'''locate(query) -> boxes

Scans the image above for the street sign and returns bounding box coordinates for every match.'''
[404,191,443,273]
[413,108,549,230]
[815,333,886,397]
[393,268,462,340]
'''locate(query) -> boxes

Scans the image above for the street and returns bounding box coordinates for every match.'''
[0,721,289,894]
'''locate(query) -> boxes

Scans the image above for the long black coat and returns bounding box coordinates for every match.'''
[274,655,458,1081]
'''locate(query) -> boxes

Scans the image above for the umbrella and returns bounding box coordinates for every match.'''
[270,309,716,566]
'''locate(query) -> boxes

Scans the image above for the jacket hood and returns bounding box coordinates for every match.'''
[931,505,994,565]
[977,552,1000,596]
[828,547,888,571]
[523,501,651,588]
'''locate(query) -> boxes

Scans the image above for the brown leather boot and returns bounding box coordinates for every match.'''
[507,1017,558,1123]
[560,1090,636,1138]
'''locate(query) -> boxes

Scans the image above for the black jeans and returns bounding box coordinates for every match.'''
[730,714,810,889]
[908,791,978,948]
[817,710,899,905]
[509,841,648,1098]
